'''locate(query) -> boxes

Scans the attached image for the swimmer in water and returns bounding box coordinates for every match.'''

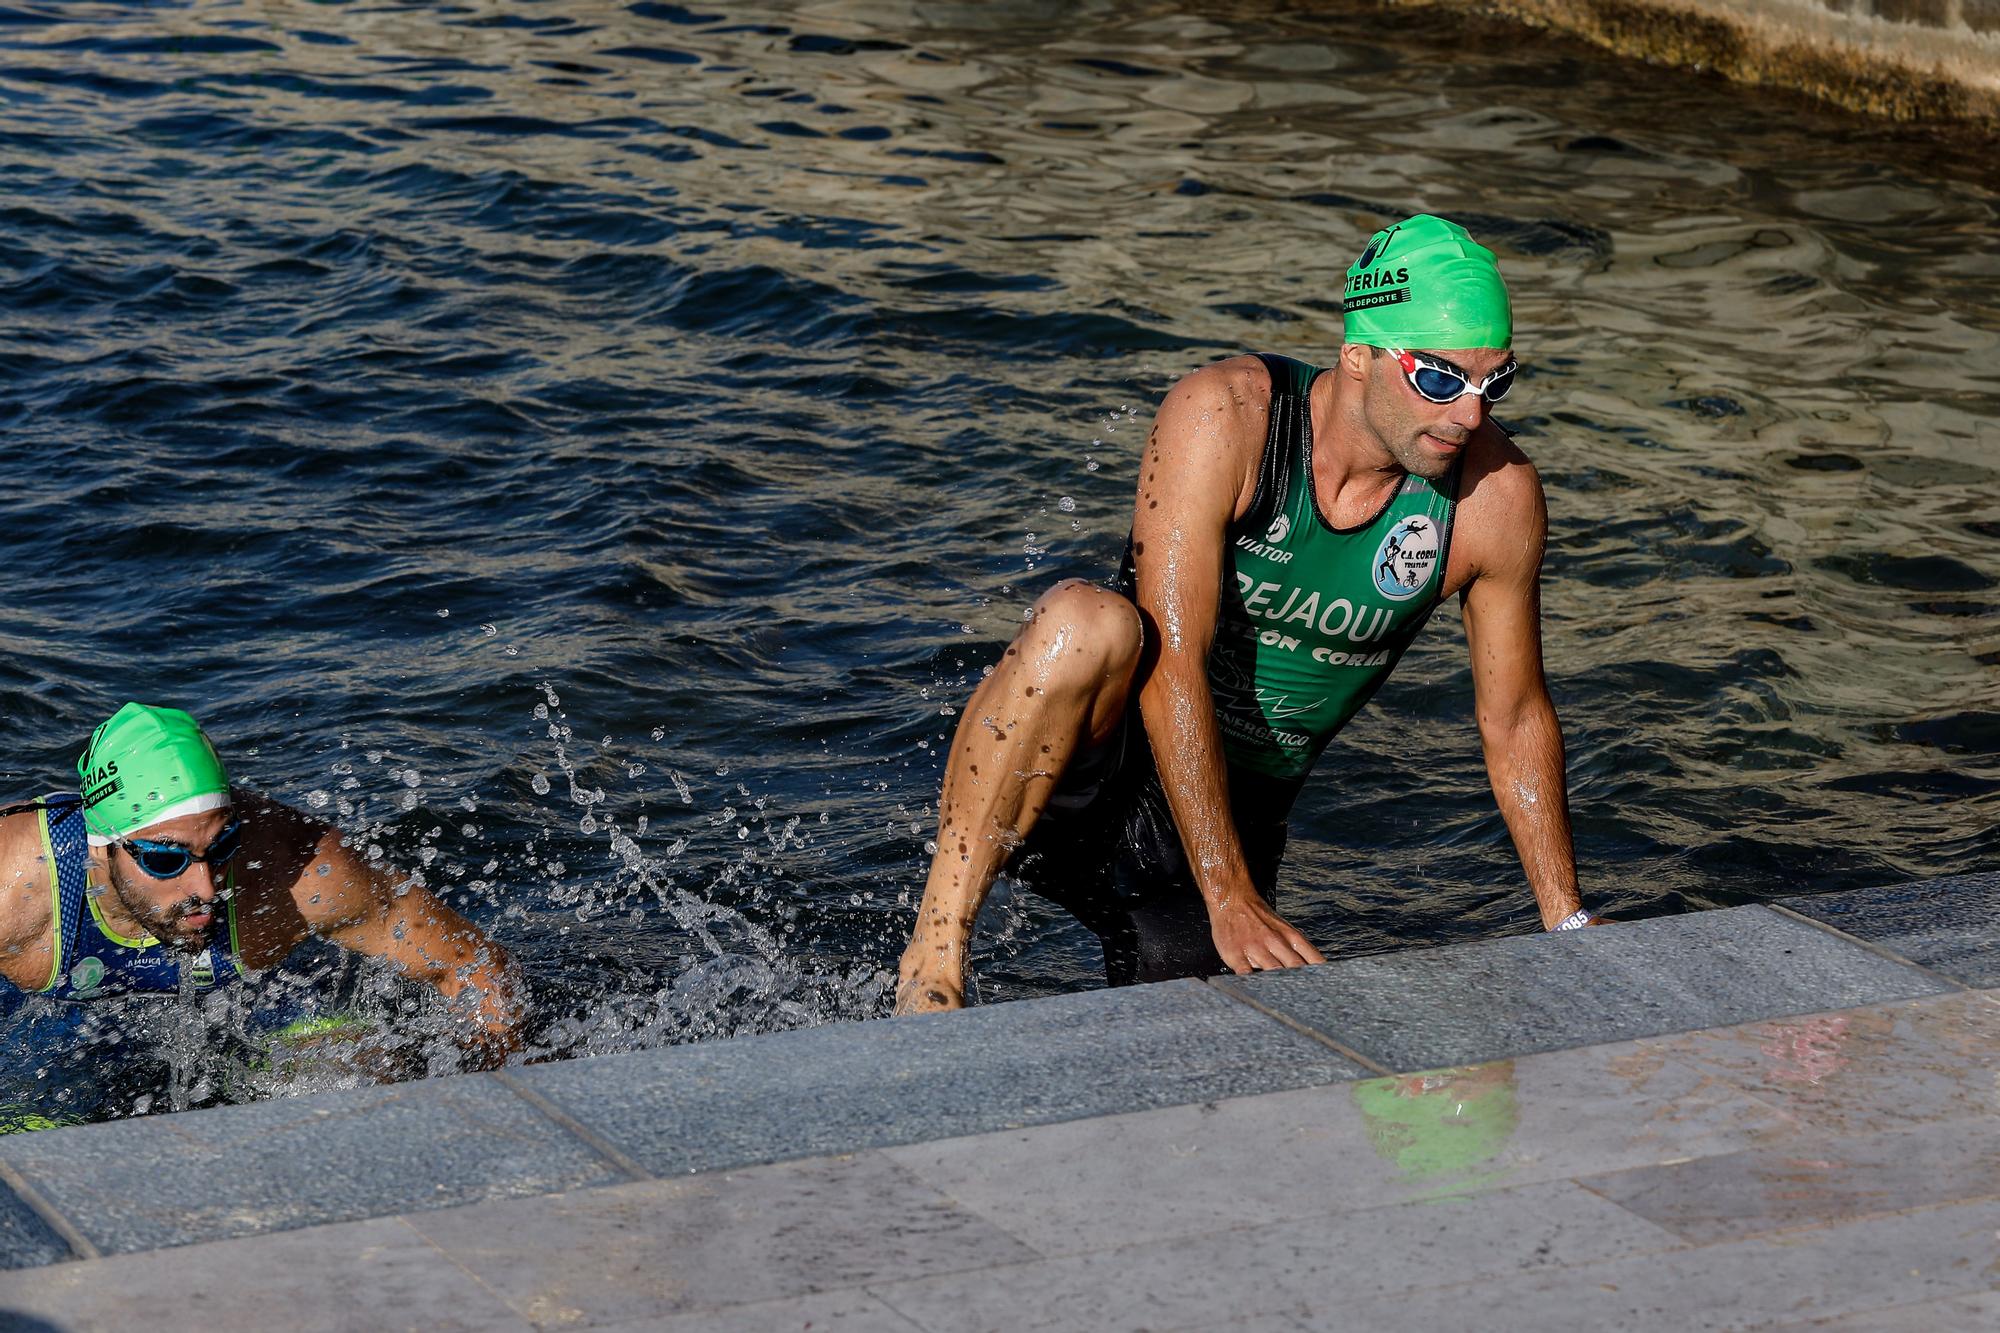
[897,214,1600,1014]
[0,703,522,1065]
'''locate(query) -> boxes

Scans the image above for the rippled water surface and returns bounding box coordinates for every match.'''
[3,0,1996,1122]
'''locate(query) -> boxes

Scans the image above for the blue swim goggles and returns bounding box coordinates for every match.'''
[1390,348,1517,405]
[120,819,243,881]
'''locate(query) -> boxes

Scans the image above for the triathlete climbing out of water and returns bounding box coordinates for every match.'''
[896,214,1599,1013]
[0,703,523,1065]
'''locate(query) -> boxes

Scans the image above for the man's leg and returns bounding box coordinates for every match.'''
[894,579,1143,1014]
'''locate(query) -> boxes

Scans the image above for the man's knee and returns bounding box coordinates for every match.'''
[1025,580,1143,684]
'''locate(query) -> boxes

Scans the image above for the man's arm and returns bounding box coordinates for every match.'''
[0,816,55,993]
[1133,362,1326,972]
[269,809,525,1063]
[1458,450,1587,929]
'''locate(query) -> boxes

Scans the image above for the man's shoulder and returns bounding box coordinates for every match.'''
[235,787,333,891]
[1456,421,1544,525]
[1152,355,1282,464]
[0,805,57,971]
[1162,354,1278,414]
[1449,423,1548,588]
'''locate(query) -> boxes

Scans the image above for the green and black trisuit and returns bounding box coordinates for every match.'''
[1011,353,1460,983]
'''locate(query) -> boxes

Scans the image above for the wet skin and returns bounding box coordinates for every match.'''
[0,787,523,1066]
[895,343,1588,1014]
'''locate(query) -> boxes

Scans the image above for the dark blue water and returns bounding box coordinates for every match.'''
[2,0,1996,1123]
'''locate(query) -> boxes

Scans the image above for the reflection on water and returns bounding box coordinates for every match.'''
[1353,1062,1520,1201]
[0,0,1995,1122]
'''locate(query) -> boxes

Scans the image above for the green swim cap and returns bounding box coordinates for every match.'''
[77,703,230,846]
[1342,213,1511,351]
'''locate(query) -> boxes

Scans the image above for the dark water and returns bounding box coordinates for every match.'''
[2,0,1996,1122]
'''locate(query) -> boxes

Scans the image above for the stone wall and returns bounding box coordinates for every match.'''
[1407,0,2000,121]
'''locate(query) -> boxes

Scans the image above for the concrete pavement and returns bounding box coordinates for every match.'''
[1,875,1996,1331]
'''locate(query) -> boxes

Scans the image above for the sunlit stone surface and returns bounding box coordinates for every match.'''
[2,885,1996,1331]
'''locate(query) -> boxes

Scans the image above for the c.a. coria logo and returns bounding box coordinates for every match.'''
[1373,515,1441,601]
[69,956,106,996]
[1264,512,1290,544]
[187,948,215,988]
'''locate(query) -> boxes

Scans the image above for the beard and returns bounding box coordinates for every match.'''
[106,864,216,952]
[1361,384,1463,483]
[1382,426,1461,482]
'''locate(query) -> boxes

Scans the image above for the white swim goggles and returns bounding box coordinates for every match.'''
[1388,348,1518,405]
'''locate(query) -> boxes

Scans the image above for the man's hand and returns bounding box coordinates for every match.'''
[894,971,965,1015]
[439,958,525,1069]
[894,935,966,1015]
[453,1011,520,1072]
[1208,895,1325,975]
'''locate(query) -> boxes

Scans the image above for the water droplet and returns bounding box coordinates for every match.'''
[436,608,450,618]
[651,727,666,741]
[307,790,330,809]
[461,823,477,837]
[1058,496,1076,512]
[530,773,551,796]
[580,815,598,834]
[533,704,549,721]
